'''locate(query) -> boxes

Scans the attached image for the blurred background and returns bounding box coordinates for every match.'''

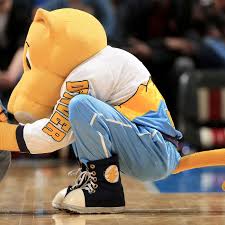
[0,0,225,193]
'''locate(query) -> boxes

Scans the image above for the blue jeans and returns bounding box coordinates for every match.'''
[69,95,180,181]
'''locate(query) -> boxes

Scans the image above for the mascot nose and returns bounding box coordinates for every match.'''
[14,112,36,123]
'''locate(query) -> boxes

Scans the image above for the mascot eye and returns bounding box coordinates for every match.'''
[26,50,32,70]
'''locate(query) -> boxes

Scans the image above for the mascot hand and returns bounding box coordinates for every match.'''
[0,104,19,152]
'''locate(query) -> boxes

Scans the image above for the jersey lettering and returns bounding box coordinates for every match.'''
[66,80,89,93]
[43,80,89,141]
[51,112,71,132]
[56,104,69,117]
[60,92,74,105]
[42,122,66,142]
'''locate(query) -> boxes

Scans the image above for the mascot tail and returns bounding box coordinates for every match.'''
[173,149,225,190]
[173,149,225,174]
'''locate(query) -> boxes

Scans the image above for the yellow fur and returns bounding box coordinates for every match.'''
[173,149,225,174]
[8,8,107,123]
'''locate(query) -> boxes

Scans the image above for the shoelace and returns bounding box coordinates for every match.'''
[68,168,98,194]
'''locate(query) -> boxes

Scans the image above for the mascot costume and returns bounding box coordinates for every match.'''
[0,8,225,214]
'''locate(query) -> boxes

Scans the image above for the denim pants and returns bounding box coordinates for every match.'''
[69,95,180,182]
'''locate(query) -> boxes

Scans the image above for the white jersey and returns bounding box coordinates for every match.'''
[22,46,150,154]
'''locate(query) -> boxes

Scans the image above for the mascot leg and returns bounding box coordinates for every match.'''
[0,151,11,181]
[61,95,125,213]
[54,94,180,213]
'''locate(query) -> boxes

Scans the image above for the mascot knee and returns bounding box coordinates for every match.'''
[0,151,11,181]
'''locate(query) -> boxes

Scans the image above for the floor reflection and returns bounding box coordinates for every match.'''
[0,160,224,225]
[51,213,225,225]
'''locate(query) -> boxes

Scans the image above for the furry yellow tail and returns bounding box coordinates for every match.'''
[173,149,225,174]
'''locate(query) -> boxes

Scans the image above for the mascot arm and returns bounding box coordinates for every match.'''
[0,96,74,154]
[0,118,75,154]
[21,118,75,154]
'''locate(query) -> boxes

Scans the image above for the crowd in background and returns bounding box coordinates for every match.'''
[1,0,225,122]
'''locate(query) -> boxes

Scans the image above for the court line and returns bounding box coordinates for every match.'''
[1,208,225,215]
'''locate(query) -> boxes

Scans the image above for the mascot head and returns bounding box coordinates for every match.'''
[8,8,107,123]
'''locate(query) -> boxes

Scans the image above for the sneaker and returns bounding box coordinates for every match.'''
[62,155,125,214]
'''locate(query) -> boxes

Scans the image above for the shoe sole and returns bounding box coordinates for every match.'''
[52,202,63,210]
[62,203,125,214]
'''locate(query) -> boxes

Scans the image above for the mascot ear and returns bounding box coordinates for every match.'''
[34,8,58,37]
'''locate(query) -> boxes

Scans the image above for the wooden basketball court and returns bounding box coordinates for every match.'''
[0,160,224,225]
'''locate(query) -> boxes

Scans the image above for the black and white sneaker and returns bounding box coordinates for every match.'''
[61,155,125,214]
